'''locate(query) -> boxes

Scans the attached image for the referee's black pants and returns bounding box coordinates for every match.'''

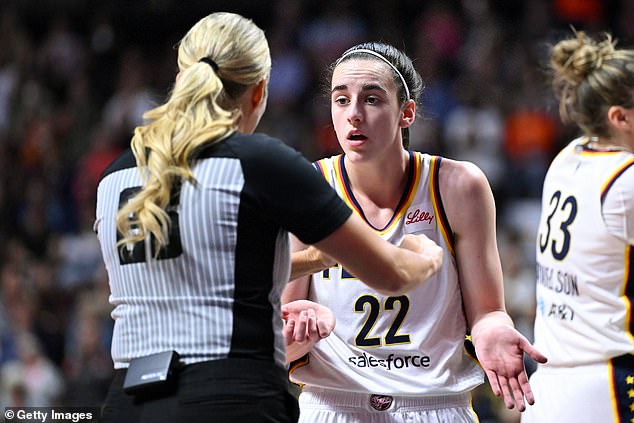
[101,357,299,423]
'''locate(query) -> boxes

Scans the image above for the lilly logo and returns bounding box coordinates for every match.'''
[405,209,434,225]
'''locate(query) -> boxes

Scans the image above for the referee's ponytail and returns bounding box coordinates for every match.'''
[116,12,271,254]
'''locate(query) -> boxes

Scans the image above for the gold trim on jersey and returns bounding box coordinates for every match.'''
[325,152,422,235]
[314,160,331,185]
[580,149,631,157]
[600,157,634,203]
[607,358,619,422]
[288,353,309,387]
[429,156,455,256]
[607,354,634,421]
[579,137,633,156]
[622,245,634,347]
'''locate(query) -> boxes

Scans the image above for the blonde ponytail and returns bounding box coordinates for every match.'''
[550,30,634,136]
[116,12,271,254]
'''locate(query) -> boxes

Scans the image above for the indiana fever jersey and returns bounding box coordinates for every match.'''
[290,151,484,395]
[534,138,634,367]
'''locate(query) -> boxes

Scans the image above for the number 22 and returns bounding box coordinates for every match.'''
[354,295,411,347]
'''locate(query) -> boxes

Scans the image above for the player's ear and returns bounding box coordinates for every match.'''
[400,99,416,128]
[607,105,631,130]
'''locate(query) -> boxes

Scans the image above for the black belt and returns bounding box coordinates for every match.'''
[115,357,288,397]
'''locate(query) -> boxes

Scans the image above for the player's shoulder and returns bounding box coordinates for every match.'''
[437,157,489,193]
[434,156,495,227]
[601,153,634,201]
[313,154,343,174]
[314,154,342,165]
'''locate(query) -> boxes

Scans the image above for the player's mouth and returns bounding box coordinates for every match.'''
[347,131,368,146]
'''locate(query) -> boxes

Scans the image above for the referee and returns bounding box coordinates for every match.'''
[95,12,442,423]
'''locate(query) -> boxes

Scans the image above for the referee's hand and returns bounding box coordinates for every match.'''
[399,234,443,272]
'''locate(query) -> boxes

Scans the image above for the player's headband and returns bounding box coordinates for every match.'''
[335,48,410,101]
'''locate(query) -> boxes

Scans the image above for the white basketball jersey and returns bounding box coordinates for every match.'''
[290,151,484,395]
[534,138,634,367]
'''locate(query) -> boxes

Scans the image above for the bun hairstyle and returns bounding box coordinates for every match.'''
[550,30,634,137]
[116,12,271,254]
[329,42,424,149]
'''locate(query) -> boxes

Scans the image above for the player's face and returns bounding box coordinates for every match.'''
[331,59,407,161]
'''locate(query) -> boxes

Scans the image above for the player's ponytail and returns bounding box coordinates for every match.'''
[550,30,634,137]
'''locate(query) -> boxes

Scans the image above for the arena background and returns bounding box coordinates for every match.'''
[0,0,631,421]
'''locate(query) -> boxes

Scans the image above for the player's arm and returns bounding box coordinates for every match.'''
[282,298,336,363]
[283,235,334,362]
[441,159,547,412]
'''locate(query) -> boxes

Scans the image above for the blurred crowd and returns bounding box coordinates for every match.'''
[0,0,632,421]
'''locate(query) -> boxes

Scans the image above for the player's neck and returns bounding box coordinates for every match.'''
[344,150,410,208]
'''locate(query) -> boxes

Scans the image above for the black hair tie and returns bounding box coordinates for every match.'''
[199,57,219,72]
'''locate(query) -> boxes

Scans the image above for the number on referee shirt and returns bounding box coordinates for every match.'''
[117,186,183,264]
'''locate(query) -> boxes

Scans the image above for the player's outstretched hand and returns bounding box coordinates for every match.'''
[282,300,335,362]
[474,324,547,412]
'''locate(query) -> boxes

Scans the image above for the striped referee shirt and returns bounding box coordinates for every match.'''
[95,132,351,369]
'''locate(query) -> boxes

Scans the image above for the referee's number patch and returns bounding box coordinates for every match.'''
[117,186,183,264]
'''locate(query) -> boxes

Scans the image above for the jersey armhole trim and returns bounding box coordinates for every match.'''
[314,159,331,185]
[288,354,310,387]
[622,246,634,346]
[600,159,634,205]
[430,156,455,256]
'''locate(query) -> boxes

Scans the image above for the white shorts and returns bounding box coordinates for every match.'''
[298,387,479,423]
[521,356,634,423]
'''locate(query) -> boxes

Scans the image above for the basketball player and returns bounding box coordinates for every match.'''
[282,42,547,423]
[521,31,634,423]
[95,14,443,423]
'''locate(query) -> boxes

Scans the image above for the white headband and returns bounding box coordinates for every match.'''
[336,48,411,101]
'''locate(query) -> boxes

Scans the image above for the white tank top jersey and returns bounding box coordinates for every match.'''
[534,137,634,367]
[289,151,484,395]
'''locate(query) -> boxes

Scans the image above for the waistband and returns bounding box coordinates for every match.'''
[299,387,472,412]
[114,357,288,390]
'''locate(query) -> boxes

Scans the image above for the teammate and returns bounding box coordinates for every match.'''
[521,31,634,423]
[95,14,443,423]
[282,42,547,423]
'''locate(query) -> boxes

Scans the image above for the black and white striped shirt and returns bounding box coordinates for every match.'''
[95,132,351,369]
